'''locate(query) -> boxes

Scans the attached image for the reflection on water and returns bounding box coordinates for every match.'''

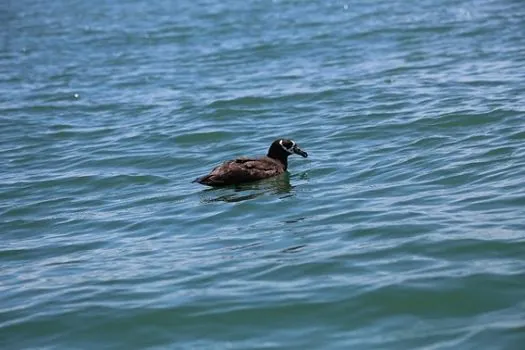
[296,171,310,181]
[199,173,294,203]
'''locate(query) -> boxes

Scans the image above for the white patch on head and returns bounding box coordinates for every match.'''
[279,140,296,154]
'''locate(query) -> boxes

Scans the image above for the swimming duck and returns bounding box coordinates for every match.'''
[194,139,308,186]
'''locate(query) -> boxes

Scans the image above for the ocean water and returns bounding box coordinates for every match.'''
[1,0,524,348]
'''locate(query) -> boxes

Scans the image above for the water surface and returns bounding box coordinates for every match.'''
[1,0,524,348]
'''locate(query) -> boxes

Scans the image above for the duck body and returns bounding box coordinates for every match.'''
[194,139,307,187]
[194,156,285,186]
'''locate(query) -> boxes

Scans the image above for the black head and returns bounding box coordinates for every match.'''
[267,139,308,169]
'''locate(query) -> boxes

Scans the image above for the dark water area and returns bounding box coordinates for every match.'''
[1,0,524,348]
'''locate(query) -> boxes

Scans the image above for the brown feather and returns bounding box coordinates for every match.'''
[195,157,284,186]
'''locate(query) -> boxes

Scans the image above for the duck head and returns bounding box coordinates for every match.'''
[267,139,308,170]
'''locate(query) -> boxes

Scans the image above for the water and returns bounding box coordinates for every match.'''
[1,0,524,348]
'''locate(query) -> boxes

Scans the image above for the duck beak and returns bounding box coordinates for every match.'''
[293,145,308,158]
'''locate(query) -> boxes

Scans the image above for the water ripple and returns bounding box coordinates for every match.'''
[1,0,525,348]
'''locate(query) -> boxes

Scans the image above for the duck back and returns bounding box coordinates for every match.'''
[194,157,285,186]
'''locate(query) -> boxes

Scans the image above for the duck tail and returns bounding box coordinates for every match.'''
[192,176,205,184]
[193,175,212,185]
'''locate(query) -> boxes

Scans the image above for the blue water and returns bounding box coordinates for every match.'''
[1,0,524,349]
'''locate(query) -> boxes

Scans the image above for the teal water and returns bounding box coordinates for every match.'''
[1,0,525,348]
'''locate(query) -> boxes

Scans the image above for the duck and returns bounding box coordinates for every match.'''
[194,139,308,186]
